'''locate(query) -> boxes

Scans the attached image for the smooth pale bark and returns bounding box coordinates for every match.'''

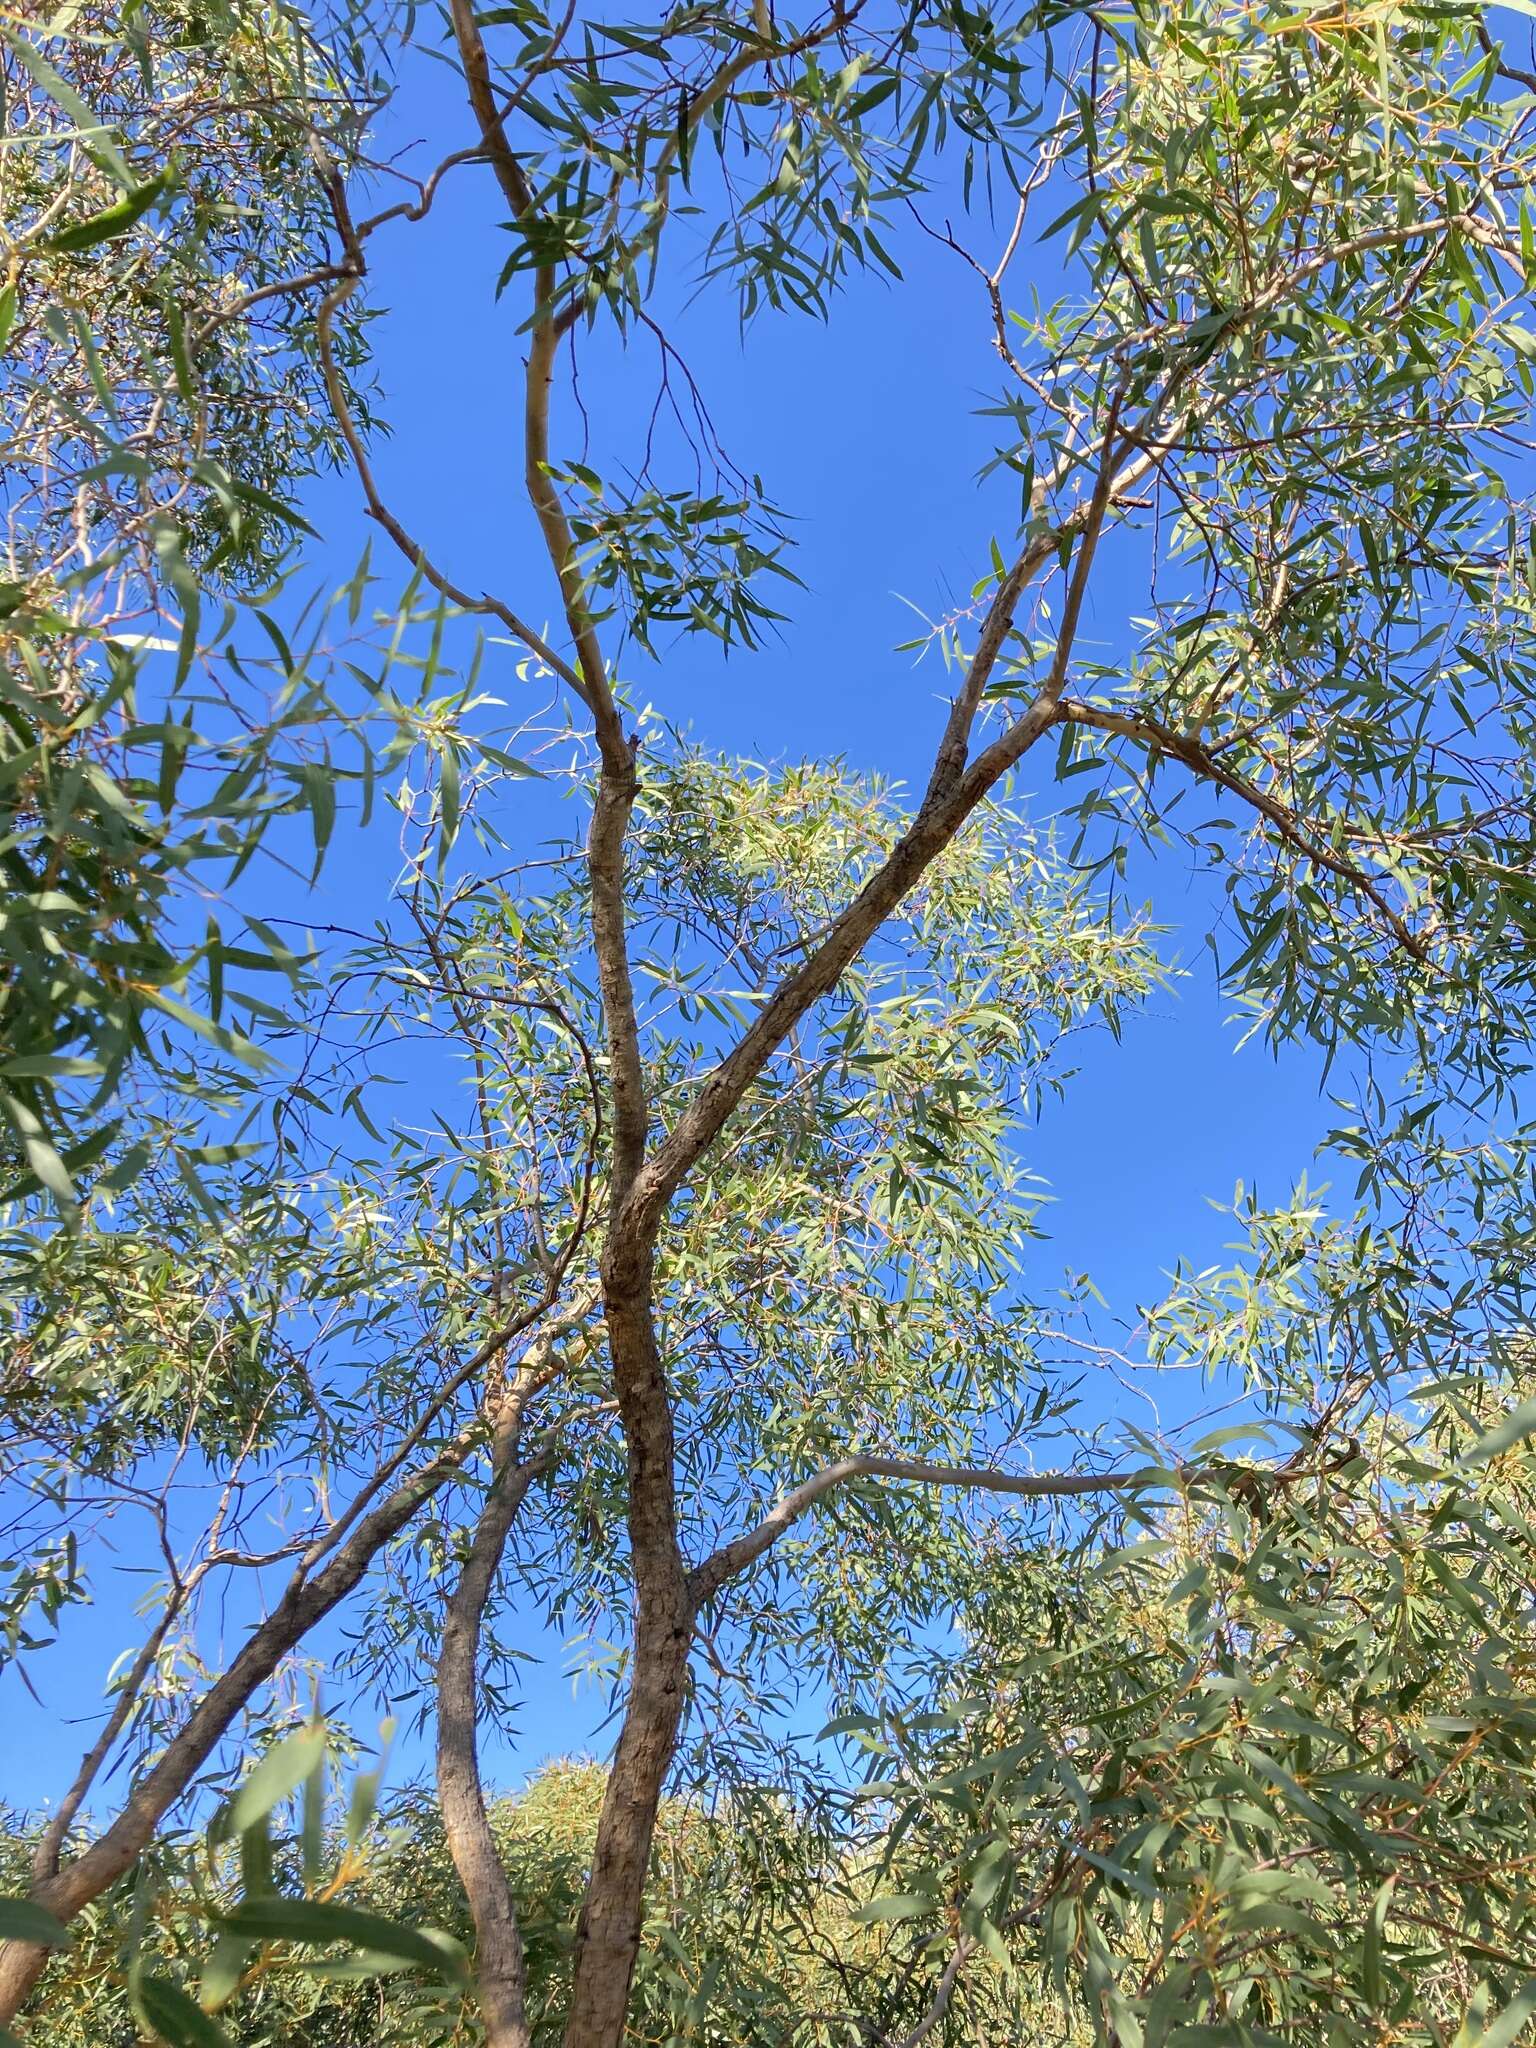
[0,1281,582,2026]
[437,1409,541,2048]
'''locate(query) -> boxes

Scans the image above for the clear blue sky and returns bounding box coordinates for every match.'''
[310,41,1334,1294]
[4,35,1342,1820]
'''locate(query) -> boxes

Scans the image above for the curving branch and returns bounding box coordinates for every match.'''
[691,1437,1362,1611]
[445,0,650,1204]
[1052,695,1434,967]
[0,1285,589,2025]
[308,172,594,715]
[886,1931,975,2048]
[688,1454,1151,1606]
[436,1340,583,2048]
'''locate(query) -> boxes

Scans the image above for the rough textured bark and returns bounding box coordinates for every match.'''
[560,1609,691,2048]
[562,1287,693,2048]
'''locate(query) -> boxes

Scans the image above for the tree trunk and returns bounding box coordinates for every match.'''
[562,1602,691,2047]
[562,1283,693,2048]
[437,1410,539,2048]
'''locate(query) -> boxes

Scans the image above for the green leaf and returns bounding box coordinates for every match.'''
[296,761,336,868]
[850,1894,938,1924]
[1453,1979,1536,2048]
[48,168,174,253]
[96,1141,152,1197]
[437,742,461,872]
[153,523,201,687]
[1361,1878,1391,2007]
[198,1933,252,2015]
[1,29,135,190]
[230,479,318,540]
[130,1972,233,2048]
[0,1098,116,1210]
[0,1898,70,1947]
[301,1747,325,1893]
[220,1722,327,1839]
[238,1811,275,1901]
[1462,1397,1536,1467]
[848,73,899,119]
[301,1950,416,1981]
[213,1898,467,1982]
[181,1142,263,1167]
[965,1837,1013,1911]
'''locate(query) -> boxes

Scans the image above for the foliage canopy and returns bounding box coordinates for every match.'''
[7,1,1536,2044]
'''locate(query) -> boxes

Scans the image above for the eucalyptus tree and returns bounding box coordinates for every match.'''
[7,2,1536,2046]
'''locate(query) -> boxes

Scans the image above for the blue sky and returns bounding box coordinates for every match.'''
[313,42,1334,1299]
[4,30,1344,1821]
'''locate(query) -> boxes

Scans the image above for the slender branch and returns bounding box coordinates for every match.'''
[313,263,591,708]
[436,1371,561,2048]
[31,1590,188,1883]
[446,0,648,1198]
[689,1455,1149,1605]
[1108,211,1501,366]
[621,407,1132,1255]
[692,1437,1362,1607]
[1476,20,1536,98]
[306,142,592,710]
[449,0,539,220]
[0,1445,453,2020]
[447,0,621,747]
[301,1287,599,1579]
[1053,696,1434,966]
[887,1932,975,2048]
[547,5,865,346]
[355,0,580,243]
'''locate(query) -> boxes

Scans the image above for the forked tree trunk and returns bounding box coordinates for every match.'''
[0,1439,473,2024]
[0,1286,576,2029]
